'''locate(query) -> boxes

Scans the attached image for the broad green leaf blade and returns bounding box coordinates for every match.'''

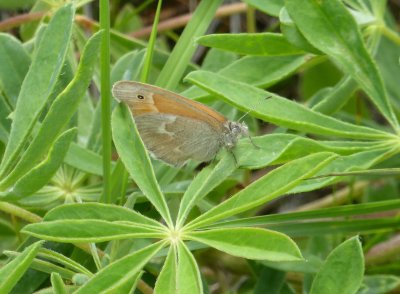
[177,155,236,227]
[0,31,102,189]
[39,248,93,277]
[75,241,166,294]
[5,249,91,279]
[235,134,383,169]
[197,33,303,56]
[43,203,163,229]
[183,54,306,100]
[112,104,172,226]
[0,33,30,107]
[22,220,164,243]
[64,143,105,176]
[263,217,400,237]
[310,237,364,294]
[0,241,43,293]
[187,227,302,261]
[243,0,284,16]
[0,4,74,177]
[177,242,203,294]
[110,271,143,294]
[11,128,76,197]
[254,266,287,294]
[185,71,393,140]
[292,147,397,193]
[279,8,321,54]
[285,0,398,130]
[111,49,146,84]
[185,152,337,230]
[51,272,67,294]
[312,76,358,115]
[154,246,177,294]
[183,55,306,116]
[156,0,223,89]
[357,275,400,294]
[208,200,400,229]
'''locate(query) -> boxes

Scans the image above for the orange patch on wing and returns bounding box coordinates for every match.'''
[152,93,227,127]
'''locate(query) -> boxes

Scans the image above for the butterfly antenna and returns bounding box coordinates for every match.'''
[238,95,273,122]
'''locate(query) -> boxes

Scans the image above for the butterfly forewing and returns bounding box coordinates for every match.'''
[112,81,229,166]
[135,114,221,166]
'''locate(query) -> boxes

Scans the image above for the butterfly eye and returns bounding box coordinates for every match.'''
[137,94,144,100]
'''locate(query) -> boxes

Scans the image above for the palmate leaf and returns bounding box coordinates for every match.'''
[0,31,103,190]
[285,0,398,131]
[0,4,74,178]
[185,71,394,140]
[185,152,336,230]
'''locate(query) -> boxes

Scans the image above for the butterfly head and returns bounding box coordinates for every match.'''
[223,121,249,149]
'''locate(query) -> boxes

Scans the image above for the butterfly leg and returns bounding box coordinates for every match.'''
[248,134,260,149]
[229,149,238,166]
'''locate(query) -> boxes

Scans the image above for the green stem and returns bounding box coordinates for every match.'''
[380,25,400,46]
[140,0,163,83]
[0,201,42,223]
[100,0,112,203]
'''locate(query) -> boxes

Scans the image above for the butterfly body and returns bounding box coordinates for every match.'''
[112,81,248,166]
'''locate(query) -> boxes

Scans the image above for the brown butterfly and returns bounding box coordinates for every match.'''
[112,81,250,166]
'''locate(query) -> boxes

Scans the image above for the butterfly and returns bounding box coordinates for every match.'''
[112,81,250,166]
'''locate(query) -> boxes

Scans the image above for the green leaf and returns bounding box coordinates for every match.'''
[292,147,397,193]
[39,248,93,277]
[10,128,76,197]
[235,134,382,169]
[201,48,238,72]
[0,4,75,177]
[176,155,236,227]
[254,265,286,294]
[279,8,320,54]
[74,241,166,294]
[0,0,35,9]
[154,246,177,294]
[111,49,146,84]
[64,143,105,176]
[285,0,398,130]
[156,0,223,89]
[22,220,164,243]
[197,33,303,56]
[357,275,400,294]
[183,54,306,100]
[243,0,284,16]
[4,249,84,280]
[209,200,400,229]
[0,241,43,293]
[312,76,358,115]
[51,272,67,294]
[310,236,364,294]
[257,217,400,237]
[188,227,302,261]
[185,71,392,140]
[43,203,163,229]
[185,152,336,229]
[0,31,102,189]
[112,104,172,226]
[0,33,30,107]
[177,242,203,294]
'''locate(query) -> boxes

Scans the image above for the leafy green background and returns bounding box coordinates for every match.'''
[0,0,399,293]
